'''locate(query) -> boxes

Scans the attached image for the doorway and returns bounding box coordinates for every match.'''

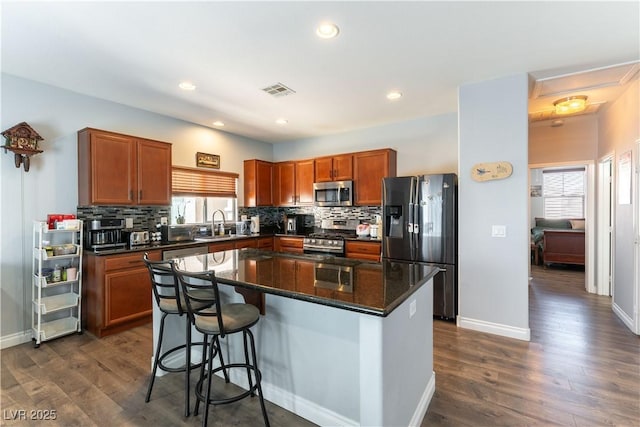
[597,155,613,296]
[529,161,595,293]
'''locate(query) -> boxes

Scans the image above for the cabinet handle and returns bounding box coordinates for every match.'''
[330,169,333,179]
[334,169,337,178]
[139,190,142,200]
[129,190,133,201]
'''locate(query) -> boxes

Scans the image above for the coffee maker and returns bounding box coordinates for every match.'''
[85,218,127,252]
[284,214,307,235]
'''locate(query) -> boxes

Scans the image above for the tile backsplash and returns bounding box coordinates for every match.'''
[77,205,170,230]
[78,204,381,232]
[239,206,382,228]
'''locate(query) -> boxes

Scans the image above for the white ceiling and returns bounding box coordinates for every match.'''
[2,1,639,143]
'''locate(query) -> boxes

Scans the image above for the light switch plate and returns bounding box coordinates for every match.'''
[125,218,134,228]
[492,225,507,237]
[160,216,168,225]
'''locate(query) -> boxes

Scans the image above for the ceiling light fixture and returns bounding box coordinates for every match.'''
[553,95,587,115]
[178,81,196,91]
[212,121,225,127]
[316,22,339,39]
[386,91,403,100]
[275,118,288,125]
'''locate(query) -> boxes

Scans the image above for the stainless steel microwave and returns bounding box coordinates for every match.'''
[313,180,353,207]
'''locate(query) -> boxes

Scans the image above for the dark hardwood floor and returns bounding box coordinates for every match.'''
[2,264,639,426]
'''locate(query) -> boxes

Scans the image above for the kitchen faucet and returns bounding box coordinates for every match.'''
[212,209,226,236]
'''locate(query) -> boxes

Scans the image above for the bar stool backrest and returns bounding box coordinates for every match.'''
[143,254,184,315]
[172,266,226,338]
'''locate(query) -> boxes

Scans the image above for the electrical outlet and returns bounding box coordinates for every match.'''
[409,300,417,318]
[160,217,168,225]
[125,218,133,228]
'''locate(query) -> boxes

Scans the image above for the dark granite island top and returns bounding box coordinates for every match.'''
[171,248,439,317]
[159,248,437,426]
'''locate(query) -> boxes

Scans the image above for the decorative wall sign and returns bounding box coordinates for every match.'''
[196,152,220,169]
[471,161,513,182]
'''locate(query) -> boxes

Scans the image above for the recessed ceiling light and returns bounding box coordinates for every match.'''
[275,118,288,125]
[316,22,339,39]
[212,121,225,127]
[178,81,196,91]
[386,91,403,100]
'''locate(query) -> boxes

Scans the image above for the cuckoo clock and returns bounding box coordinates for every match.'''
[1,122,44,172]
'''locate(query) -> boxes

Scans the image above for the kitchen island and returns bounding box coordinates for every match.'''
[157,249,438,426]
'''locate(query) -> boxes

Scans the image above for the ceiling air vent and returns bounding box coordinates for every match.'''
[262,83,296,97]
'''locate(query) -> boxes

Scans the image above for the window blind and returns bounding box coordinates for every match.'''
[543,168,585,218]
[172,166,238,197]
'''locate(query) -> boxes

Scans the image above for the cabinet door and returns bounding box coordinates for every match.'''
[137,139,172,205]
[275,162,296,206]
[314,157,334,182]
[353,149,397,205]
[295,159,315,204]
[84,130,135,205]
[332,154,353,181]
[244,160,273,207]
[104,267,152,327]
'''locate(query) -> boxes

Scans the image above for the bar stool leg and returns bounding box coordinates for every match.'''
[214,336,230,383]
[184,316,192,418]
[202,334,217,427]
[246,329,270,427]
[146,312,167,403]
[194,334,208,417]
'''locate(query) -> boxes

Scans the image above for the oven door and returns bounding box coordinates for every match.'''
[313,181,353,206]
[314,263,353,292]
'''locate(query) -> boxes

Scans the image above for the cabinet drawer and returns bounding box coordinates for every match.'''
[275,236,304,253]
[104,251,160,272]
[256,237,274,250]
[346,241,381,261]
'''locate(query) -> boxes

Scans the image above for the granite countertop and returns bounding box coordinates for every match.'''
[173,248,438,317]
[84,233,276,256]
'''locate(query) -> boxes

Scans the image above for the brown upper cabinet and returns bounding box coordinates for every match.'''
[353,149,397,205]
[78,128,172,206]
[244,159,273,207]
[274,159,314,206]
[314,154,353,182]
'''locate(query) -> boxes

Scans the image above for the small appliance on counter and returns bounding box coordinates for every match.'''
[161,224,196,243]
[284,214,310,235]
[235,220,251,236]
[85,218,127,252]
[125,230,150,247]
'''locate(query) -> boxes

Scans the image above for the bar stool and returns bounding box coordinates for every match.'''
[172,265,270,427]
[143,254,227,418]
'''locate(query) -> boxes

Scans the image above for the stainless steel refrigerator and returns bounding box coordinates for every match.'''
[382,174,458,320]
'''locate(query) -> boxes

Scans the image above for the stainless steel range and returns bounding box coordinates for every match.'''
[302,219,359,256]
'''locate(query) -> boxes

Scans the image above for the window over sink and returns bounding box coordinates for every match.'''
[171,166,238,225]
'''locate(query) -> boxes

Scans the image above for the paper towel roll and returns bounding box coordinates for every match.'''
[250,216,260,234]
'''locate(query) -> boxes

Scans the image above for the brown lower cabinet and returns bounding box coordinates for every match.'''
[345,240,381,262]
[274,236,304,253]
[83,250,160,338]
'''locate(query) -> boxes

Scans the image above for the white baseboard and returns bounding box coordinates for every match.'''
[409,371,436,426]
[457,316,531,341]
[612,302,636,334]
[0,330,32,350]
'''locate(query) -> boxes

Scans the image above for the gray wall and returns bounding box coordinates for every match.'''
[0,74,272,346]
[458,74,530,339]
[598,79,639,332]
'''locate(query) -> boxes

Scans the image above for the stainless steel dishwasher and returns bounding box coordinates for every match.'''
[162,245,208,260]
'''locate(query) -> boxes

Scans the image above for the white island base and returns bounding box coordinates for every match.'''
[154,277,435,426]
